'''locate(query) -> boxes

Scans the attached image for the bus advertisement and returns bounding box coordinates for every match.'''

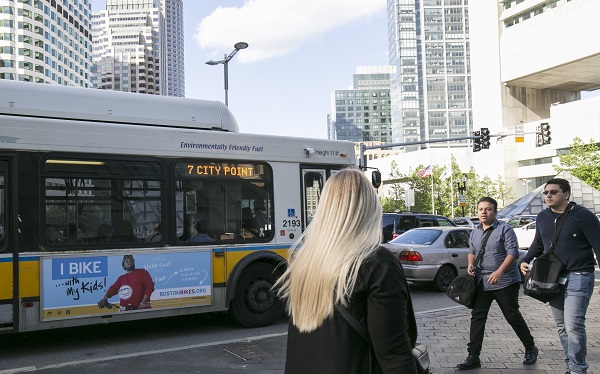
[40,251,212,320]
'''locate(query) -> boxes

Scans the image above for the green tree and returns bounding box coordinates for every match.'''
[379,157,513,217]
[554,137,600,190]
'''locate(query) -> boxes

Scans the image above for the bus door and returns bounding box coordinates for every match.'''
[301,169,326,229]
[0,159,15,331]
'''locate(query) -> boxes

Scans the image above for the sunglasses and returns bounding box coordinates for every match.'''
[542,190,561,196]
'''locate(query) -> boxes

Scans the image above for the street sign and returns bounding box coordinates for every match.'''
[458,194,467,207]
[515,124,524,143]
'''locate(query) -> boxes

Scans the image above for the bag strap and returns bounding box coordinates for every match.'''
[473,227,494,267]
[335,304,372,345]
[548,201,575,253]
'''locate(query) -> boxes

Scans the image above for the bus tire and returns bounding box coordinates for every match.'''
[229,262,284,327]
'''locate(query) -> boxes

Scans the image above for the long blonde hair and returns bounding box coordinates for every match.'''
[276,167,382,332]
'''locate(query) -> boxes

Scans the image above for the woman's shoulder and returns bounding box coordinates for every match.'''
[360,246,404,276]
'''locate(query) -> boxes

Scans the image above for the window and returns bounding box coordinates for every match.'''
[174,161,274,243]
[43,157,162,249]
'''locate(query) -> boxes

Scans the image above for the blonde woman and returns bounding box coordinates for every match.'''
[277,168,417,373]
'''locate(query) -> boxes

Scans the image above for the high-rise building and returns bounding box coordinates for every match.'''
[387,0,472,151]
[328,66,395,143]
[161,0,184,97]
[92,0,168,95]
[0,0,93,86]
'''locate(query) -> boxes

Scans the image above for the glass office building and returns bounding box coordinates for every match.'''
[0,0,93,86]
[329,66,395,143]
[388,0,472,151]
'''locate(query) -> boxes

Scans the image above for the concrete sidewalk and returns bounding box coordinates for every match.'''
[26,293,600,374]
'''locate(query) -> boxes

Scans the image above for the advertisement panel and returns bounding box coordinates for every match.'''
[40,251,212,320]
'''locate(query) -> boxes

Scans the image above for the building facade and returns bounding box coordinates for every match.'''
[387,0,473,152]
[328,66,395,143]
[371,0,600,208]
[161,0,183,97]
[92,0,169,95]
[0,0,93,86]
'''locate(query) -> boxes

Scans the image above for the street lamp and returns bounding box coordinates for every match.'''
[457,176,467,217]
[522,178,532,194]
[205,42,249,107]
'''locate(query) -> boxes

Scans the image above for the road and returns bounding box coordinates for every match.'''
[0,282,455,372]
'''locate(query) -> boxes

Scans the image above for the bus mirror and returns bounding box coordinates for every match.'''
[371,170,381,189]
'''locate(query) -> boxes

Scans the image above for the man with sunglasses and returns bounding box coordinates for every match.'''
[520,178,600,374]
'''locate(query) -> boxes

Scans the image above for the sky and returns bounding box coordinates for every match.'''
[92,0,389,138]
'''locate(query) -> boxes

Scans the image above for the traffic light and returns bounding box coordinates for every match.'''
[541,123,551,145]
[480,128,491,149]
[536,123,551,147]
[473,130,481,152]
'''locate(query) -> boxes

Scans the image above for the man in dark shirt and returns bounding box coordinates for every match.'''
[457,197,537,370]
[520,178,600,374]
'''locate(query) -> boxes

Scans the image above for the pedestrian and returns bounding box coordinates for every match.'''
[520,178,600,374]
[277,167,418,373]
[457,196,537,370]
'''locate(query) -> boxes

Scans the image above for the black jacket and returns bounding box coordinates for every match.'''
[522,203,600,272]
[285,247,417,374]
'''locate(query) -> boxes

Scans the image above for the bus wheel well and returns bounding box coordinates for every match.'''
[228,261,285,327]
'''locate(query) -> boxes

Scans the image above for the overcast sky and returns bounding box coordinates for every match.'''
[92,0,389,138]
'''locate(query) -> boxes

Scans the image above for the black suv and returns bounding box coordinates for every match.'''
[382,212,456,242]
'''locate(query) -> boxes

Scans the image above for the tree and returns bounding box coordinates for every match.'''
[379,156,513,217]
[554,137,600,190]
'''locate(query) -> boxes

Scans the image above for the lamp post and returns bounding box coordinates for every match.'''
[522,178,532,194]
[457,175,467,217]
[205,42,249,107]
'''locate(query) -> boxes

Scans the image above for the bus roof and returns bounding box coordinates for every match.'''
[0,80,239,132]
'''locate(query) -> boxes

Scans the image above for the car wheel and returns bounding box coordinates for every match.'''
[433,265,456,292]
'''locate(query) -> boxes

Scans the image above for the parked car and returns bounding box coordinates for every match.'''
[382,226,473,291]
[381,212,456,242]
[452,217,480,228]
[506,215,536,228]
[514,221,536,249]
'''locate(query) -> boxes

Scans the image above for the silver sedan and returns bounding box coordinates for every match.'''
[382,226,473,292]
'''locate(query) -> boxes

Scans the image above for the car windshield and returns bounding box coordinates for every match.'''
[390,229,442,245]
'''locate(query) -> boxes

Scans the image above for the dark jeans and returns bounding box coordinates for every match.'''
[468,282,535,355]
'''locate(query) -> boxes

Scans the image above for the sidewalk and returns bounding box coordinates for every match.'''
[27,293,599,374]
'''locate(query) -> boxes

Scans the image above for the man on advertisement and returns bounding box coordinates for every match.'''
[97,255,155,311]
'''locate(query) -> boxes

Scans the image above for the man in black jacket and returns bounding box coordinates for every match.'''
[520,178,600,374]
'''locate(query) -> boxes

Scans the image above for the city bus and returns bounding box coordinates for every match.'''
[0,80,356,333]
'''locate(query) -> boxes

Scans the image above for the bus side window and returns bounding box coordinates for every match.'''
[0,162,6,251]
[43,158,162,250]
[175,161,273,244]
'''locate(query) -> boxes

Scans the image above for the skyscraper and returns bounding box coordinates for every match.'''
[328,66,395,143]
[92,0,183,96]
[388,0,472,151]
[161,0,184,97]
[0,0,93,86]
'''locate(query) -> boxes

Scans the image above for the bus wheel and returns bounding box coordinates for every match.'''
[229,263,284,327]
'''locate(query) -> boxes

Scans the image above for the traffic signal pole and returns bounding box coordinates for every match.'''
[359,125,549,168]
[359,135,481,168]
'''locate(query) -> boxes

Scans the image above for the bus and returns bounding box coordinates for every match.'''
[0,80,356,333]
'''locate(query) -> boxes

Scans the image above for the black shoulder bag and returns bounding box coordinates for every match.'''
[334,304,431,374]
[523,202,574,303]
[446,227,494,308]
